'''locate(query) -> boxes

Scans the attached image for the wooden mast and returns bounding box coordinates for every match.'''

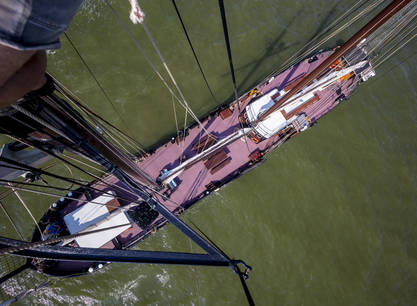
[258,0,413,121]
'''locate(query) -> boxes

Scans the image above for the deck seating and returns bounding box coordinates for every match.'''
[249,149,262,161]
[219,107,233,119]
[192,133,217,153]
[204,149,228,169]
[210,158,231,174]
[202,149,231,174]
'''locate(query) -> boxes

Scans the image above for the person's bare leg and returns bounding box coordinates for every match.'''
[0,45,36,87]
[0,49,47,109]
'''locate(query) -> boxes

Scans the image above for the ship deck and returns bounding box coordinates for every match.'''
[41,49,358,275]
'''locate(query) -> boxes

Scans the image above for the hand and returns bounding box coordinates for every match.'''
[129,0,145,24]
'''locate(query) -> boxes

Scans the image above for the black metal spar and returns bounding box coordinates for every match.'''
[0,236,231,267]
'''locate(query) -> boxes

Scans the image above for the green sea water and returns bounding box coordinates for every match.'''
[1,0,416,305]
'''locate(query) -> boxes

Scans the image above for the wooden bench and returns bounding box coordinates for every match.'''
[204,149,228,169]
[219,108,233,120]
[210,158,231,174]
[192,133,217,153]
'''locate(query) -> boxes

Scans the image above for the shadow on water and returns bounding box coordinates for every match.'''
[222,2,344,102]
[139,4,343,147]
[221,10,303,103]
[292,2,349,58]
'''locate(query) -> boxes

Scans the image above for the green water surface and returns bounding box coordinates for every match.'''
[1,0,416,305]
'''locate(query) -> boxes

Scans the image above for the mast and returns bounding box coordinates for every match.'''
[6,90,247,272]
[42,89,159,189]
[61,112,159,188]
[258,0,413,121]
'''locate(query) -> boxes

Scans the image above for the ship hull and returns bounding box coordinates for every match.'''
[31,49,359,277]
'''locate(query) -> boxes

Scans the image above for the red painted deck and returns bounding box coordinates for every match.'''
[40,50,359,276]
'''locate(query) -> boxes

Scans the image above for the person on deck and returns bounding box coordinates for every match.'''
[0,0,144,111]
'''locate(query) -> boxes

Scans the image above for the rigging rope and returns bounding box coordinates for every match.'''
[0,159,59,201]
[0,157,145,207]
[61,152,107,175]
[0,222,133,255]
[186,217,254,306]
[0,146,179,212]
[218,0,239,106]
[255,0,416,118]
[32,93,157,186]
[2,126,180,211]
[367,5,417,55]
[63,32,142,149]
[363,41,417,85]
[10,104,72,143]
[103,0,214,141]
[264,0,386,82]
[62,93,138,159]
[8,183,44,240]
[372,13,417,68]
[0,200,24,240]
[1,123,182,212]
[180,108,188,165]
[0,183,138,213]
[278,0,382,72]
[141,20,216,142]
[52,76,147,154]
[140,21,188,113]
[1,177,141,211]
[217,0,250,152]
[171,95,180,138]
[375,30,417,68]
[171,0,218,104]
[1,131,141,200]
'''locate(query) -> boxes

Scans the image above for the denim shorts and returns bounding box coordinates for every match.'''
[0,0,83,50]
